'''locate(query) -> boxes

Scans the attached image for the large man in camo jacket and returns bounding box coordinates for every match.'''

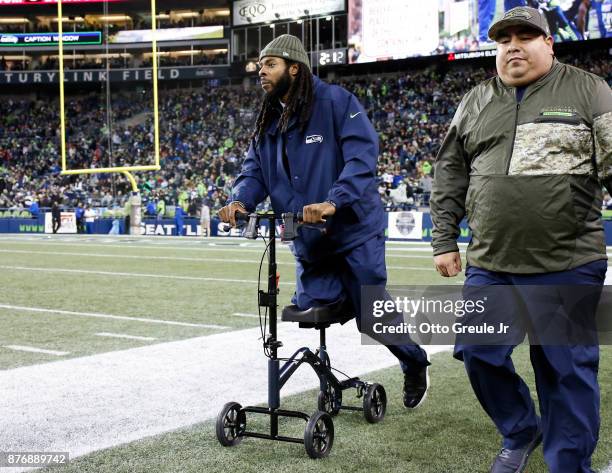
[431,7,611,473]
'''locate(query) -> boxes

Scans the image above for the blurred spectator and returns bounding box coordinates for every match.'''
[75,202,85,233]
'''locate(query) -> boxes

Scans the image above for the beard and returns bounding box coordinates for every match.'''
[267,68,292,100]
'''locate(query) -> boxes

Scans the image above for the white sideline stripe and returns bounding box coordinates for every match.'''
[0,264,434,280]
[3,234,611,252]
[4,248,609,271]
[95,333,157,341]
[0,234,467,247]
[2,345,69,356]
[0,248,297,266]
[0,239,469,256]
[231,312,260,318]
[0,249,444,271]
[0,240,291,255]
[387,254,440,259]
[3,238,610,261]
[387,265,435,270]
[0,248,442,264]
[0,265,295,286]
[0,304,229,330]
[0,322,451,469]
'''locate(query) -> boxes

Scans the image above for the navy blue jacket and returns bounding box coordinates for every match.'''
[232,76,385,262]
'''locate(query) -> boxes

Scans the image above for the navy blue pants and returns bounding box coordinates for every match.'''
[455,260,607,473]
[292,234,429,375]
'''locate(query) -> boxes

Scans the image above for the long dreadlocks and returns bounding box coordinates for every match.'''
[251,60,314,144]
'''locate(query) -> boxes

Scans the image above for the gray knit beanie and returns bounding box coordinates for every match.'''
[259,34,311,71]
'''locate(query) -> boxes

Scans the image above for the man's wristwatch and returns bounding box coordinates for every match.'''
[325,199,337,208]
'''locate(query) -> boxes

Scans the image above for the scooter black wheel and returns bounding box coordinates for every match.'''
[317,383,342,416]
[363,383,386,424]
[304,411,334,459]
[216,402,246,447]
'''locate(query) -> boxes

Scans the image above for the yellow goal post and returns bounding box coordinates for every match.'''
[56,0,161,193]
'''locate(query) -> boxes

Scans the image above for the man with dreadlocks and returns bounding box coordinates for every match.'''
[219,34,431,408]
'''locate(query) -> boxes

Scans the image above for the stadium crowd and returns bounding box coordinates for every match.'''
[0,50,610,217]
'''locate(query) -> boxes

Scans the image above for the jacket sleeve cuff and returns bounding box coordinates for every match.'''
[325,189,347,209]
[432,242,460,256]
[230,193,254,212]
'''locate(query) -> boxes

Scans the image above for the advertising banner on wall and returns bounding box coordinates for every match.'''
[0,32,101,47]
[233,0,345,26]
[109,26,224,44]
[44,212,77,234]
[388,211,423,240]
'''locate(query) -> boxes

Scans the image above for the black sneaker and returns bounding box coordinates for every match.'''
[403,362,429,409]
[489,429,543,473]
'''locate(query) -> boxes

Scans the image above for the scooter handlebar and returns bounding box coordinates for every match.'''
[221,211,316,239]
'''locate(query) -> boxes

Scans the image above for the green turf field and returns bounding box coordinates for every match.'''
[0,235,463,369]
[40,347,612,473]
[0,234,609,473]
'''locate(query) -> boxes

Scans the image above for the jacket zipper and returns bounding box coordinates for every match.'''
[506,102,520,175]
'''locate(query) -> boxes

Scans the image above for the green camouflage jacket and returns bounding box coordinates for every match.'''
[431,60,612,273]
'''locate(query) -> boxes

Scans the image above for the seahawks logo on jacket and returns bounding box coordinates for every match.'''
[305,135,323,144]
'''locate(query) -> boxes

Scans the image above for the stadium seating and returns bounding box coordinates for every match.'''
[0,51,609,216]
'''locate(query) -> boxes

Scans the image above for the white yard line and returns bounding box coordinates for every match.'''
[0,248,296,265]
[1,239,609,263]
[0,265,296,286]
[95,333,157,341]
[0,248,444,263]
[0,238,471,255]
[3,234,611,254]
[386,254,444,259]
[0,240,284,255]
[0,264,434,281]
[2,345,69,356]
[0,304,229,330]
[0,322,450,470]
[386,265,435,270]
[231,312,261,318]
[0,249,444,271]
[3,248,609,271]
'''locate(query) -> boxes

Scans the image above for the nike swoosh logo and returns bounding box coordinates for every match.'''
[350,112,362,119]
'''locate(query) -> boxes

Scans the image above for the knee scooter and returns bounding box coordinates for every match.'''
[215,212,387,458]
